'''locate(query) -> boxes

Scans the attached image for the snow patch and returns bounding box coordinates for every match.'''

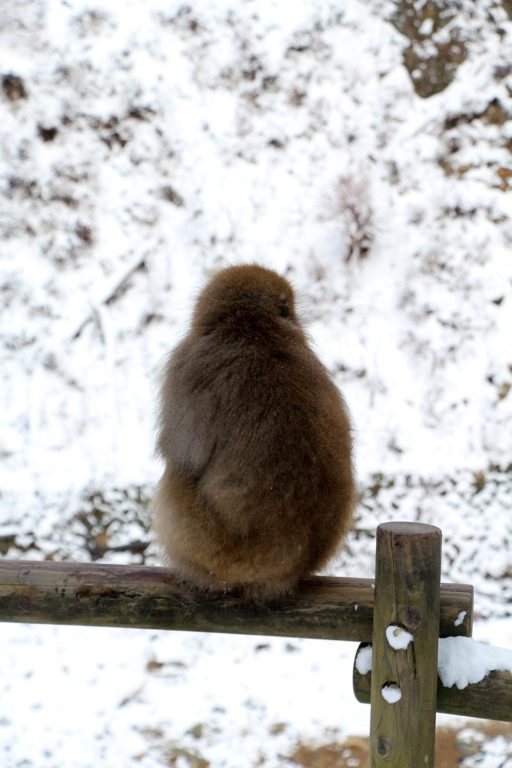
[454,611,467,628]
[438,636,512,690]
[381,684,402,704]
[385,625,413,650]
[355,645,373,675]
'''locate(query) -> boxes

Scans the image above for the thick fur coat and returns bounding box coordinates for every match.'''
[154,265,355,599]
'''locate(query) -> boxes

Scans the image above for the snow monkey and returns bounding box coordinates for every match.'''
[153,264,355,600]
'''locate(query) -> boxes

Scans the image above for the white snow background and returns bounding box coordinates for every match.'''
[1,0,512,765]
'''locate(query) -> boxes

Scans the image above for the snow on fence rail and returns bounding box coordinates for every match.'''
[0,522,510,767]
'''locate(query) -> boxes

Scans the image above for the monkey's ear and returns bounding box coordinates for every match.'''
[278,292,291,318]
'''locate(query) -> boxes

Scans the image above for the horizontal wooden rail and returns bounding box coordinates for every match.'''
[353,661,512,723]
[0,560,473,641]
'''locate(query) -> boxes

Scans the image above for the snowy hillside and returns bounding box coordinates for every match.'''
[1,0,511,765]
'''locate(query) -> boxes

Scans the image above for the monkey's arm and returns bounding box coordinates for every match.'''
[157,343,220,480]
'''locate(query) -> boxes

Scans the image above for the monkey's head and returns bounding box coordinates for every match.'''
[191,264,300,334]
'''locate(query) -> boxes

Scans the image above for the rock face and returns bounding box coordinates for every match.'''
[390,0,468,98]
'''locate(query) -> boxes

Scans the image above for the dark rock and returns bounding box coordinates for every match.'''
[390,1,468,98]
[38,124,59,142]
[160,185,185,206]
[2,73,28,101]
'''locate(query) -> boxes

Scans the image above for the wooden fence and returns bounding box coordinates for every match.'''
[0,521,511,766]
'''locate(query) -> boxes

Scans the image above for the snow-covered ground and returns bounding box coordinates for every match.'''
[1,0,511,765]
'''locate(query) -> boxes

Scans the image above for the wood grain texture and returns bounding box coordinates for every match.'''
[0,559,472,641]
[368,522,442,768]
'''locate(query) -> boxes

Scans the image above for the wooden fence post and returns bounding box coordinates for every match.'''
[369,522,442,768]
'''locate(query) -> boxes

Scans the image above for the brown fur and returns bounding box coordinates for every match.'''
[153,264,356,600]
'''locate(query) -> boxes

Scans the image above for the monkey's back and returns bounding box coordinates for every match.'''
[155,318,354,599]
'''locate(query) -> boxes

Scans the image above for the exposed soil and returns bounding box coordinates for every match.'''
[289,722,512,767]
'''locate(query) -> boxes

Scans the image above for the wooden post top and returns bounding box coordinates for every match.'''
[378,522,442,537]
